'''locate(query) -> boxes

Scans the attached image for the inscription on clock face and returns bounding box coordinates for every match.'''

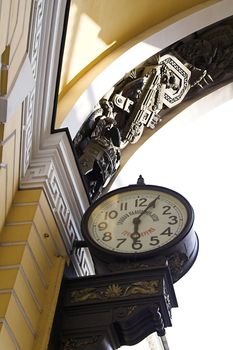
[87,189,188,254]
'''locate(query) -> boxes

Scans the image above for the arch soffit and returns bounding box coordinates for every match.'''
[59,0,233,138]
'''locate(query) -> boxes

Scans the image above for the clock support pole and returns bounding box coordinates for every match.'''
[49,265,177,349]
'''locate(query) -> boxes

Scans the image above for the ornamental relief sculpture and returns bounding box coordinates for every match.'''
[63,336,101,350]
[70,280,160,303]
[73,16,233,200]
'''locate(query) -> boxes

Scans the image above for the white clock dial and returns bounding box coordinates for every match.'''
[87,188,189,254]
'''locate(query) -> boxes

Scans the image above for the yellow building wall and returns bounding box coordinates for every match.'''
[59,0,213,95]
[0,0,32,95]
[0,189,67,350]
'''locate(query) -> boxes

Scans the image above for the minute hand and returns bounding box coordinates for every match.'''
[136,195,160,220]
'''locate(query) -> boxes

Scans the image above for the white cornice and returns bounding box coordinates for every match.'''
[20,0,95,276]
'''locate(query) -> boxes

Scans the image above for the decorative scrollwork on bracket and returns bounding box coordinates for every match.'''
[63,335,101,350]
[70,280,161,304]
[113,305,138,319]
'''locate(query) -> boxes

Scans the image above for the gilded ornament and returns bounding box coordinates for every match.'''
[70,280,160,304]
[104,284,124,298]
[63,335,100,349]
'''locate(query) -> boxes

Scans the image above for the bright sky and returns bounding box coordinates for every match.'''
[111,83,233,350]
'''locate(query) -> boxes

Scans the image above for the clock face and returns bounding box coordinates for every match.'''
[83,186,193,255]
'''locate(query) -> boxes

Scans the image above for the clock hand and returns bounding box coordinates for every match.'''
[136,195,160,220]
[131,217,141,240]
[131,196,160,242]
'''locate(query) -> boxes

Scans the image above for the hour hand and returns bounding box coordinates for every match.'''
[131,217,141,240]
[133,217,141,231]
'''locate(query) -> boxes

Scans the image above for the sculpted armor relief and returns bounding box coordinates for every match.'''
[73,17,233,200]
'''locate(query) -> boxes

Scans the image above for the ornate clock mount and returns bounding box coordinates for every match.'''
[49,263,177,350]
[49,177,198,349]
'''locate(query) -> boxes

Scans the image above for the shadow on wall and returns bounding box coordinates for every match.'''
[59,0,209,91]
[73,0,209,45]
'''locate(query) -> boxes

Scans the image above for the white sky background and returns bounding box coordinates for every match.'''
[110,84,233,350]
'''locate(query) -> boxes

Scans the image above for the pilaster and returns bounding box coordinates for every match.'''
[0,189,67,350]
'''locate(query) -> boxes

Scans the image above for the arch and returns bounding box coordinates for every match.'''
[58,0,233,137]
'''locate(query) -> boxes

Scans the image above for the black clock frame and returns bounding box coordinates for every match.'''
[81,184,194,259]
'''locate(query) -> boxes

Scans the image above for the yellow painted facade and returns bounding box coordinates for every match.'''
[0,189,67,350]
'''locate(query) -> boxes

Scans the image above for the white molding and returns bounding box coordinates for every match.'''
[20,134,95,275]
[61,0,233,138]
[20,0,95,276]
[0,54,34,122]
[21,0,44,177]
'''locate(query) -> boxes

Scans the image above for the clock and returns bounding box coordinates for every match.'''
[81,181,198,269]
